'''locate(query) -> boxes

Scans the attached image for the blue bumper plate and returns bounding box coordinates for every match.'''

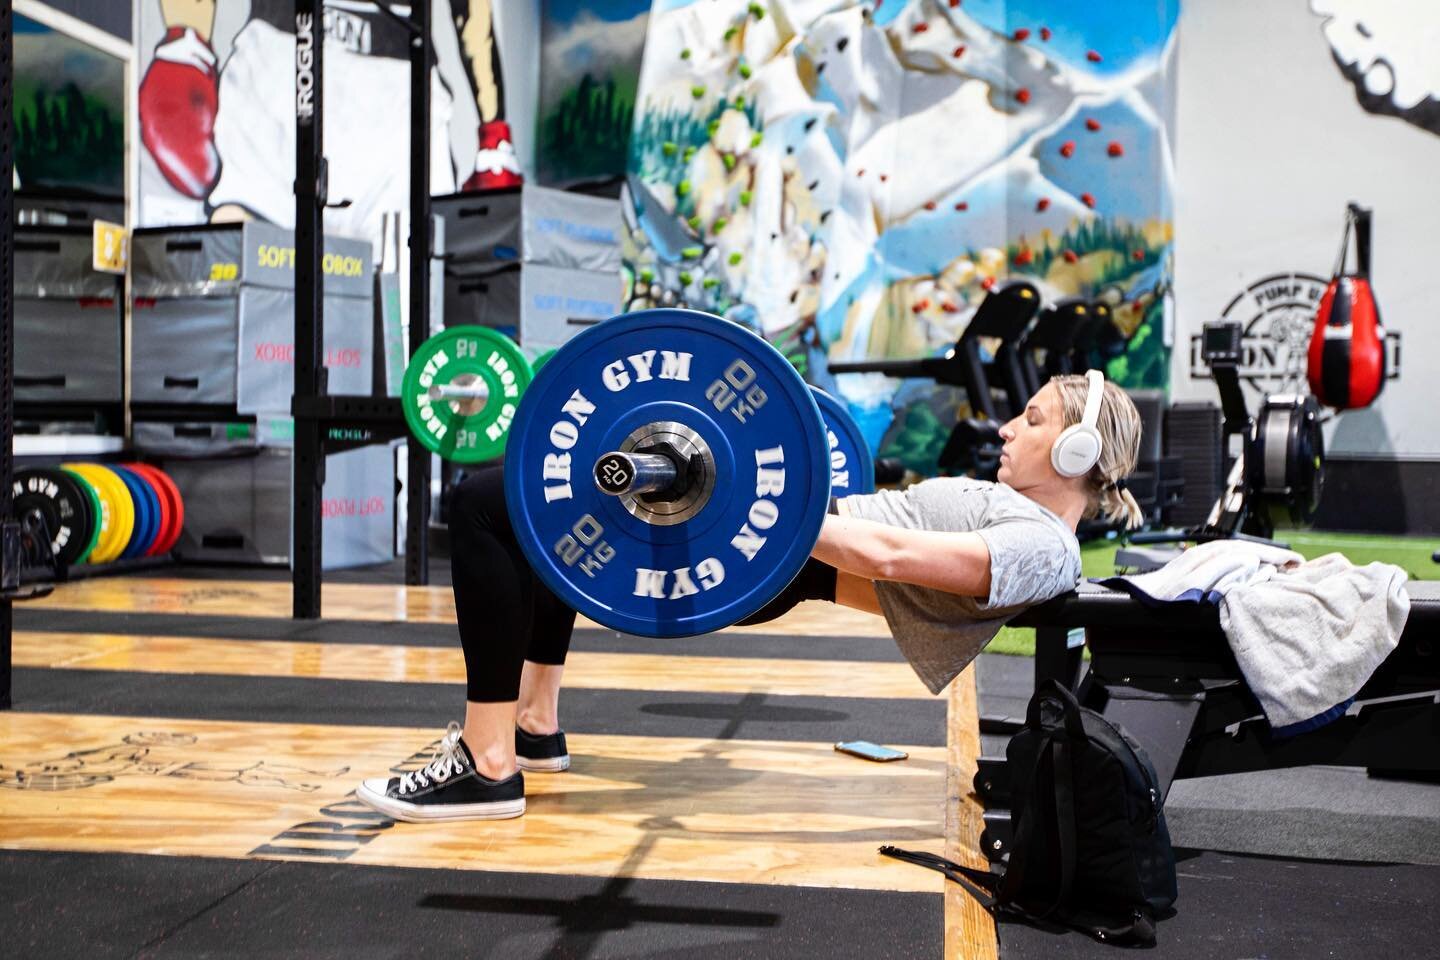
[506,309,831,638]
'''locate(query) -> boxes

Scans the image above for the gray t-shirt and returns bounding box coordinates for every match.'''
[840,476,1082,694]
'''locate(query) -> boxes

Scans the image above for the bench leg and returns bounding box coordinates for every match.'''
[1082,677,1206,800]
[979,626,1085,735]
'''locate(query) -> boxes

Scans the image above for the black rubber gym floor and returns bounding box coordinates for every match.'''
[0,848,940,959]
[998,850,1440,959]
[5,846,1434,959]
[12,666,948,746]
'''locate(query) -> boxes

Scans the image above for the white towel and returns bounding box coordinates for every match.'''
[1103,539,1304,605]
[1102,541,1411,735]
[1220,553,1410,734]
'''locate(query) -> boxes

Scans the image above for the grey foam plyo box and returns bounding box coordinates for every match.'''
[518,262,623,352]
[234,284,374,413]
[160,437,396,570]
[431,189,523,265]
[130,221,375,414]
[15,227,113,297]
[15,226,123,404]
[433,185,622,273]
[16,298,123,403]
[520,186,623,273]
[442,262,522,337]
[132,419,260,458]
[131,297,239,406]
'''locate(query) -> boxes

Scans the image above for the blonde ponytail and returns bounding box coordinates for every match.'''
[1097,478,1146,531]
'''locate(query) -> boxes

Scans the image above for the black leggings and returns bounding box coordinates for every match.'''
[449,466,838,702]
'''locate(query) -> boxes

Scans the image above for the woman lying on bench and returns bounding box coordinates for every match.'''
[358,371,1145,822]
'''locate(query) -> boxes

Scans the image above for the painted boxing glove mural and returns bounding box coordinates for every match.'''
[467,116,523,190]
[457,0,523,190]
[137,0,524,245]
[139,15,221,199]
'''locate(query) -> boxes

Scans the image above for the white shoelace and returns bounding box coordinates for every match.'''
[396,722,468,796]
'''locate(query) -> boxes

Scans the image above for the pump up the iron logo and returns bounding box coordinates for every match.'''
[1189,272,1400,393]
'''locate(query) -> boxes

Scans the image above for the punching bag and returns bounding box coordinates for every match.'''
[1308,204,1386,409]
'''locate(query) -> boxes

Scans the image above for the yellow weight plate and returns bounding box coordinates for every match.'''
[63,464,135,565]
[92,466,137,563]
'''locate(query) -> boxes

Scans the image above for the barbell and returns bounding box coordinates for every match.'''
[400,322,873,499]
[399,312,875,636]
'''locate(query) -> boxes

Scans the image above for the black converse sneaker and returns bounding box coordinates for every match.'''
[516,726,570,772]
[356,722,525,822]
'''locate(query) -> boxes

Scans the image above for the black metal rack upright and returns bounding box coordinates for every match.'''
[1,3,13,708]
[404,0,434,592]
[290,0,433,618]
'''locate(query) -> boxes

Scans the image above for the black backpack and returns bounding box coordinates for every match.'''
[882,681,1177,946]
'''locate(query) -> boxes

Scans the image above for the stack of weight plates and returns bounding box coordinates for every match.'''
[13,463,185,569]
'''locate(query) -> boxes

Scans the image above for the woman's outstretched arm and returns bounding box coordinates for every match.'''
[811,515,993,598]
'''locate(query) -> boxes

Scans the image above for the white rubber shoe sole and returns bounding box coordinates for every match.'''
[355,779,526,822]
[517,755,571,773]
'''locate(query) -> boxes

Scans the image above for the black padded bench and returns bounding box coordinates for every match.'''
[973,579,1440,860]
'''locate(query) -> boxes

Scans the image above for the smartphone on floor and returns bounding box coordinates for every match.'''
[834,740,909,762]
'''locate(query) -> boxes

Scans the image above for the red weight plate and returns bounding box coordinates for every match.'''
[154,467,185,554]
[125,462,182,556]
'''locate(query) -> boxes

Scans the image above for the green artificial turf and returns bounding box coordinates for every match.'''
[984,530,1439,657]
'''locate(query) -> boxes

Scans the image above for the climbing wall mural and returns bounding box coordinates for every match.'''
[622,0,1177,472]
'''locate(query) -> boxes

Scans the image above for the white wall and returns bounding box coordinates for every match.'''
[1173,0,1440,458]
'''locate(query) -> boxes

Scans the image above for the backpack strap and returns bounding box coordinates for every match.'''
[1029,679,1088,740]
[885,684,1084,920]
[999,735,1079,918]
[878,847,1001,909]
[1052,735,1080,908]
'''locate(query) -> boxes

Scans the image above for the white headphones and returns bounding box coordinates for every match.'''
[1050,369,1105,478]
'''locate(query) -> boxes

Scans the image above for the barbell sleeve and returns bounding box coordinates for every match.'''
[594,451,678,497]
[428,383,490,400]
